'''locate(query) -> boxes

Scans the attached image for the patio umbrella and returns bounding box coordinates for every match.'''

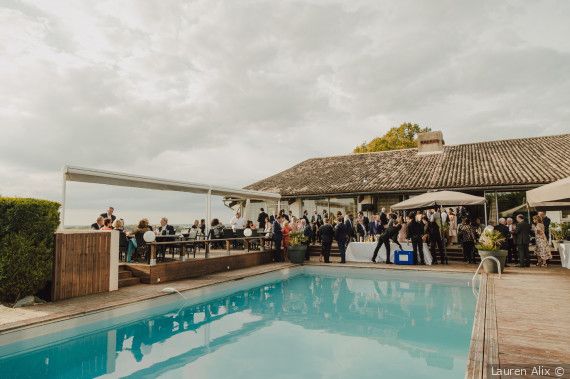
[390,190,486,210]
[526,176,570,209]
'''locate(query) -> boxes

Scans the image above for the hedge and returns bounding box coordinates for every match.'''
[0,197,60,303]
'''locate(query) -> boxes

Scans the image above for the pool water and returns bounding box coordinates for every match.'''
[0,267,475,379]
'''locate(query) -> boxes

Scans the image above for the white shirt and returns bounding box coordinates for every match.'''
[441,211,448,224]
[230,216,245,229]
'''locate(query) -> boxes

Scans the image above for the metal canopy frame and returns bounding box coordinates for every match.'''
[60,165,280,230]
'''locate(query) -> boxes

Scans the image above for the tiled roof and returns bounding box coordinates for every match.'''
[245,134,570,197]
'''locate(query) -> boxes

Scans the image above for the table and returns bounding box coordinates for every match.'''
[559,242,570,269]
[346,241,433,265]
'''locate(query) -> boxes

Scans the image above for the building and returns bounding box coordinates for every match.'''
[243,132,570,222]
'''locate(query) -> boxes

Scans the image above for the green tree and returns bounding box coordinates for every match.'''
[353,123,431,153]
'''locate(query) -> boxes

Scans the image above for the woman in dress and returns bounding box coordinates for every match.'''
[448,210,458,244]
[282,220,292,259]
[397,216,408,243]
[533,215,551,267]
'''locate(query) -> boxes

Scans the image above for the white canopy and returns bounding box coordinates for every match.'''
[61,165,280,228]
[390,190,486,210]
[526,176,570,209]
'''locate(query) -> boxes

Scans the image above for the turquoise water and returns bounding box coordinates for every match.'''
[0,268,475,379]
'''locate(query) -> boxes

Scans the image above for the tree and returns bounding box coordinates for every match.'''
[353,123,431,153]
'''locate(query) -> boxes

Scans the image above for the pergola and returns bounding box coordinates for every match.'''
[61,165,281,231]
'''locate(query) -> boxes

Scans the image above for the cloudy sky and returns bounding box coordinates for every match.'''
[1,0,569,225]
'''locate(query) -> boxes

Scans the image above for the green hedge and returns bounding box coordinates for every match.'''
[0,197,60,302]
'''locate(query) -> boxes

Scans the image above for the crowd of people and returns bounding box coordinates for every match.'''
[90,205,553,268]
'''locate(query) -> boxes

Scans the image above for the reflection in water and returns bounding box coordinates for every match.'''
[0,274,474,378]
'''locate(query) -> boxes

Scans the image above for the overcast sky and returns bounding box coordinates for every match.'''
[1,0,569,225]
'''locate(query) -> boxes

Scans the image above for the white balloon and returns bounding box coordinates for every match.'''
[143,231,156,242]
[243,228,252,237]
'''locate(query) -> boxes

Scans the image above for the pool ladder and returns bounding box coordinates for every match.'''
[470,256,501,298]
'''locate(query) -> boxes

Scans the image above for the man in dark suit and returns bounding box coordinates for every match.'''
[100,207,116,223]
[158,217,175,235]
[514,214,531,267]
[345,214,356,242]
[302,219,313,260]
[407,214,426,265]
[334,216,348,263]
[318,218,335,263]
[91,216,104,230]
[272,216,283,262]
[358,211,370,232]
[372,222,402,264]
[379,208,388,226]
[368,213,384,236]
[257,208,268,230]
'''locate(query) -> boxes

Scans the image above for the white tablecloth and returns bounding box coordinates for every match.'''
[346,241,433,265]
[559,242,570,269]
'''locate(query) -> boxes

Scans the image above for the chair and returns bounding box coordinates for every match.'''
[134,232,149,262]
[118,231,129,262]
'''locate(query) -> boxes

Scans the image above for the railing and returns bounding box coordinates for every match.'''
[145,236,273,266]
[471,256,501,298]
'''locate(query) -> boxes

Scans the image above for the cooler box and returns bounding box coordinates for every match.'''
[394,250,414,265]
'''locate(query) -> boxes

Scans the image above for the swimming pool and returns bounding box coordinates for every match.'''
[0,266,475,378]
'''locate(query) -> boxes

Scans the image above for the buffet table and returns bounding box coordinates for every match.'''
[346,241,433,265]
[559,242,570,269]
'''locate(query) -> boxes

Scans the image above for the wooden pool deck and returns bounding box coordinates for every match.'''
[1,258,569,378]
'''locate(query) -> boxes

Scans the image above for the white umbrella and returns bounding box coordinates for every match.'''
[391,190,486,210]
[526,176,570,209]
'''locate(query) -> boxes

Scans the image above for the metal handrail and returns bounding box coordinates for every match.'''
[471,256,501,298]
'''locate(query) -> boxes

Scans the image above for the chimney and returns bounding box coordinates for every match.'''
[417,130,445,154]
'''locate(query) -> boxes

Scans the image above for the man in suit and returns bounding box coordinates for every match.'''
[335,216,348,263]
[345,214,356,242]
[272,215,283,262]
[318,218,335,263]
[158,217,175,235]
[514,214,531,267]
[257,208,268,230]
[379,208,388,226]
[91,216,104,230]
[100,207,116,223]
[372,221,402,264]
[358,211,370,232]
[407,214,426,265]
[426,217,446,264]
[368,213,383,236]
[302,219,313,260]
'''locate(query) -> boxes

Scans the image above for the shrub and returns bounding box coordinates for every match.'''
[0,197,60,302]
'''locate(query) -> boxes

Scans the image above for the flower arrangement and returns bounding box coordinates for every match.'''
[289,230,308,246]
[476,229,505,251]
[550,222,570,241]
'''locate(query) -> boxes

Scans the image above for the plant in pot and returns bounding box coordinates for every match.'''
[476,228,507,273]
[287,231,309,264]
[550,222,565,250]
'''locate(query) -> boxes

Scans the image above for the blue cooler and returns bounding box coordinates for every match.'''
[394,250,414,265]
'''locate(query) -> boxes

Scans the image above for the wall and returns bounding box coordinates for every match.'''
[52,231,119,301]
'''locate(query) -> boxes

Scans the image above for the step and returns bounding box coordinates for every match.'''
[119,270,133,279]
[119,276,141,288]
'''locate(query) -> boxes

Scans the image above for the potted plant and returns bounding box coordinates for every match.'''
[550,222,565,250]
[476,228,507,273]
[287,231,309,264]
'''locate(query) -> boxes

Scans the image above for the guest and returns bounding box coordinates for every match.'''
[143,218,153,231]
[209,218,224,239]
[114,219,129,260]
[397,216,408,243]
[302,210,310,224]
[533,215,551,267]
[379,207,388,226]
[495,218,510,248]
[458,218,477,263]
[100,218,113,230]
[358,211,370,231]
[318,218,335,263]
[538,211,551,241]
[345,214,356,242]
[263,217,272,235]
[290,216,299,232]
[513,214,531,267]
[272,215,283,262]
[302,219,313,260]
[448,210,458,244]
[282,220,292,258]
[245,220,256,229]
[407,214,426,265]
[334,216,348,263]
[100,207,116,223]
[199,219,206,235]
[356,218,367,240]
[158,217,175,235]
[425,216,446,265]
[128,219,151,262]
[506,218,517,264]
[257,208,268,230]
[372,219,402,264]
[369,213,384,237]
[91,216,104,230]
[230,212,245,229]
[387,213,397,228]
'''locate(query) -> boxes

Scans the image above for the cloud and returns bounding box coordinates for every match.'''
[1,0,569,224]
